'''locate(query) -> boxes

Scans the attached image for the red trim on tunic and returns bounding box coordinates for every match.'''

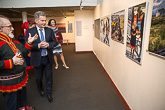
[26,66,33,70]
[0,32,22,57]
[0,41,6,47]
[25,42,32,49]
[0,32,11,42]
[0,71,28,93]
[13,41,20,44]
[4,59,13,69]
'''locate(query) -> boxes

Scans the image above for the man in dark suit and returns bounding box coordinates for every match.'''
[26,11,57,103]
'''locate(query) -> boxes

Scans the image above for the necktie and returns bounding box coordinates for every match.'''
[39,29,46,56]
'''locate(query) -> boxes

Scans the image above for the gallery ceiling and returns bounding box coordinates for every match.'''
[0,6,95,18]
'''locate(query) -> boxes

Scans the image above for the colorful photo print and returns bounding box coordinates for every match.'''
[148,0,165,57]
[126,2,146,64]
[56,23,66,33]
[100,16,110,46]
[94,18,100,40]
[111,10,125,44]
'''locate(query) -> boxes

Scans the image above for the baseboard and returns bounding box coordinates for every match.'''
[92,52,131,110]
[75,51,93,53]
[62,43,75,45]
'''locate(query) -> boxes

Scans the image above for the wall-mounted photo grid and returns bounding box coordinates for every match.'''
[148,0,165,58]
[100,16,110,46]
[126,2,146,64]
[111,10,125,44]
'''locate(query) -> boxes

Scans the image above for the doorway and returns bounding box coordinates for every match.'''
[11,21,24,40]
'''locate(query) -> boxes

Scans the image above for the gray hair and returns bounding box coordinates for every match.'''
[34,11,46,19]
[0,15,9,27]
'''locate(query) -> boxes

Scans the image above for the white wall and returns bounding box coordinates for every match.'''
[93,0,165,110]
[74,10,94,52]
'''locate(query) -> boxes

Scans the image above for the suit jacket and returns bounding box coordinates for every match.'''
[26,26,57,67]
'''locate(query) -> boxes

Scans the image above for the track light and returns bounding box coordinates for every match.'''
[80,0,86,10]
[60,11,66,18]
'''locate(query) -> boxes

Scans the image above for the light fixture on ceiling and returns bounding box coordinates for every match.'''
[80,0,86,10]
[60,11,66,18]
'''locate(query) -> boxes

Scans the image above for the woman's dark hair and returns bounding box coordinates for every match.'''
[48,19,56,26]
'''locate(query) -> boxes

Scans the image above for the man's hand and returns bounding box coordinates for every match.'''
[12,53,24,65]
[38,41,49,48]
[28,33,38,44]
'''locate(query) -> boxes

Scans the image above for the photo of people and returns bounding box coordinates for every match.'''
[94,18,100,40]
[111,10,125,44]
[100,16,110,46]
[126,2,146,63]
[148,0,165,57]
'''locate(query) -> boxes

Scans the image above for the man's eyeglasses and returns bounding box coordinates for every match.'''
[1,25,13,28]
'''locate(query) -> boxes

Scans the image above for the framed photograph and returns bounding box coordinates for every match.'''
[126,2,147,64]
[94,18,100,40]
[100,15,110,46]
[148,0,165,58]
[68,23,73,33]
[111,9,125,44]
[56,23,66,33]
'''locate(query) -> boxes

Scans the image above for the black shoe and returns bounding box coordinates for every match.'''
[39,90,45,96]
[47,95,53,103]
